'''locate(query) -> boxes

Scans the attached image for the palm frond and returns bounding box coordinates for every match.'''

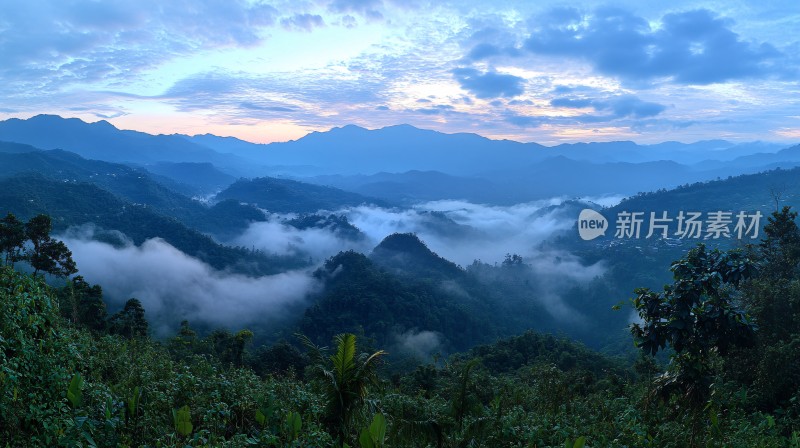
[332,333,357,384]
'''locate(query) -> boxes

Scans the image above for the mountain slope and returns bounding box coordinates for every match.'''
[215,176,386,213]
[0,115,255,174]
[370,233,466,279]
[307,170,511,204]
[0,149,265,238]
[298,250,495,353]
[0,175,302,275]
[139,162,237,195]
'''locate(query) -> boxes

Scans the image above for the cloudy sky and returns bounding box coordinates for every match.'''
[1,0,799,144]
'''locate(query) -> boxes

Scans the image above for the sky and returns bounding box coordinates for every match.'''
[1,0,799,145]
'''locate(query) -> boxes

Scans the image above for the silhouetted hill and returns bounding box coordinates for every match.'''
[298,250,495,352]
[370,233,465,280]
[2,115,795,204]
[0,149,264,238]
[0,175,300,275]
[0,115,253,173]
[141,162,236,195]
[608,166,800,218]
[285,214,364,241]
[215,176,386,213]
[0,140,40,154]
[308,170,511,204]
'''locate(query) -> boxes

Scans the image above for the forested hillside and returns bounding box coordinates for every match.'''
[0,176,302,276]
[3,206,800,446]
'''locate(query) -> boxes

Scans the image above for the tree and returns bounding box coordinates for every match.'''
[31,239,78,278]
[58,276,106,332]
[299,333,386,445]
[24,214,78,278]
[206,328,254,367]
[631,244,757,406]
[758,205,800,280]
[251,340,308,377]
[168,320,198,360]
[0,213,25,266]
[109,298,148,339]
[733,206,800,409]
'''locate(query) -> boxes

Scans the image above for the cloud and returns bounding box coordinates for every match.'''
[0,0,278,95]
[240,102,297,113]
[524,7,783,85]
[452,68,525,99]
[280,13,326,32]
[232,217,371,264]
[341,199,578,266]
[144,70,385,121]
[394,329,442,359]
[328,0,384,20]
[458,19,524,63]
[340,15,359,28]
[61,229,319,337]
[410,104,455,115]
[551,94,667,119]
[58,197,609,338]
[504,112,546,128]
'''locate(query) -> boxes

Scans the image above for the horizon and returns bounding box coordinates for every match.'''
[2,1,799,145]
[5,113,796,148]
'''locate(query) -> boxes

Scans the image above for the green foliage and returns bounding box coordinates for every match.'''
[285,410,302,441]
[564,436,586,448]
[0,212,25,266]
[0,213,78,277]
[108,298,148,339]
[631,244,757,405]
[301,332,386,444]
[25,214,78,278]
[300,250,493,352]
[173,405,193,436]
[729,207,800,410]
[358,413,386,448]
[58,276,107,332]
[0,175,305,276]
[0,266,81,445]
[67,373,84,408]
[4,222,800,447]
[759,206,800,279]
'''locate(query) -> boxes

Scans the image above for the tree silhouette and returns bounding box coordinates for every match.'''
[24,214,78,278]
[58,276,106,332]
[0,213,25,267]
[109,298,148,339]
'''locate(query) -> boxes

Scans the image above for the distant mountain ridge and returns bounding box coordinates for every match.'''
[0,115,797,204]
[215,176,387,213]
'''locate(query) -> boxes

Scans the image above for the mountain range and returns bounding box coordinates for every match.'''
[1,115,798,205]
[1,114,799,351]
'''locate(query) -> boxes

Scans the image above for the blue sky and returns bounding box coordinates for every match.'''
[1,0,799,144]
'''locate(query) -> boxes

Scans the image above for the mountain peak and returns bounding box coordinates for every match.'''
[371,233,463,279]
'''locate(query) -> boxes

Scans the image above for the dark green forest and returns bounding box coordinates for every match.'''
[2,206,800,447]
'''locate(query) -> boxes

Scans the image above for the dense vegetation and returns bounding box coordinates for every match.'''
[3,206,800,446]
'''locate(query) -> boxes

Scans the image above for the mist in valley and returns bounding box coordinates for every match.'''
[59,196,614,340]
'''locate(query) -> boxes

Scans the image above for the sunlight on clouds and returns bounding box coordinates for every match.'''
[688,83,768,106]
[110,112,312,143]
[387,81,465,107]
[1,1,798,143]
[547,125,638,141]
[775,128,800,139]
